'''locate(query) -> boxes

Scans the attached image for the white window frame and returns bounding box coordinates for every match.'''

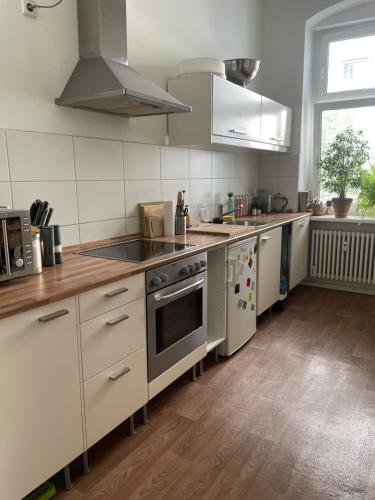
[313,20,375,103]
[312,21,375,198]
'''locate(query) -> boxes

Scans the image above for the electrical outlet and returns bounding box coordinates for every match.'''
[21,0,37,18]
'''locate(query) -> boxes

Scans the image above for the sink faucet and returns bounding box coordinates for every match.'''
[212,204,243,224]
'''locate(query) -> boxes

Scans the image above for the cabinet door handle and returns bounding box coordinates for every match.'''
[229,129,249,135]
[106,314,130,327]
[108,366,131,381]
[298,222,307,227]
[261,236,271,242]
[270,137,282,142]
[38,309,69,323]
[105,287,128,298]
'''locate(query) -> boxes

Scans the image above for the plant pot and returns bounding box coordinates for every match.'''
[311,205,326,216]
[332,197,353,218]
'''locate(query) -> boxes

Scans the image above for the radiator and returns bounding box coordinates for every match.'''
[310,229,375,284]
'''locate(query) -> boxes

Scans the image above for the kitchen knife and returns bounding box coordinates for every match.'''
[44,208,53,227]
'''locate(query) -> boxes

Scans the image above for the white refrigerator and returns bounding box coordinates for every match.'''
[225,236,257,356]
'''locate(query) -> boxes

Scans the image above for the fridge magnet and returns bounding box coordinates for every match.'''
[251,304,255,311]
[248,292,253,301]
[238,299,244,308]
[239,263,244,275]
[242,253,248,262]
[246,277,251,287]
[235,283,240,294]
[248,256,253,269]
[251,281,256,291]
[242,301,247,309]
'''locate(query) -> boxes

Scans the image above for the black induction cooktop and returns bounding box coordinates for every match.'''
[78,239,195,263]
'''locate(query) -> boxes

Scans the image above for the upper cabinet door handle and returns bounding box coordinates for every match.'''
[229,129,249,135]
[105,287,128,298]
[270,137,282,142]
[38,309,70,323]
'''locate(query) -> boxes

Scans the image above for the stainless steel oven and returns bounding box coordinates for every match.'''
[146,253,207,382]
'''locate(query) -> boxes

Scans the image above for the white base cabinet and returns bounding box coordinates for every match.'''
[0,298,83,500]
[289,218,310,290]
[257,227,283,316]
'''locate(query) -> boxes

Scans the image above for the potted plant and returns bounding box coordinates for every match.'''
[357,166,375,217]
[308,198,326,216]
[318,127,369,218]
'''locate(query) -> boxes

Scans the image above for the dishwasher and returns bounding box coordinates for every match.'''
[225,236,257,355]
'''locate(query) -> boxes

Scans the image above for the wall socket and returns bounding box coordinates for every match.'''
[21,0,37,18]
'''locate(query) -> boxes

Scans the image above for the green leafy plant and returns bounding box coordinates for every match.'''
[308,197,324,209]
[357,166,375,216]
[318,127,369,199]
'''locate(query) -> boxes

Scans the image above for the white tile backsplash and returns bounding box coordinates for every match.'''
[12,181,78,226]
[0,182,12,208]
[161,147,189,179]
[0,130,9,181]
[189,150,211,178]
[123,142,160,180]
[190,178,212,206]
[77,181,125,223]
[278,176,299,199]
[260,154,280,177]
[161,179,190,205]
[212,152,232,178]
[74,137,123,180]
[3,129,261,245]
[125,179,162,217]
[7,130,75,181]
[79,219,126,244]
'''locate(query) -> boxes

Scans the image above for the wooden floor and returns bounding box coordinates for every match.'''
[57,285,375,500]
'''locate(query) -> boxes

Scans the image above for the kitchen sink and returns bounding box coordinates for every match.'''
[224,220,267,226]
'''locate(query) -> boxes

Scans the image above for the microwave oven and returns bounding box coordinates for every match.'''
[0,209,34,282]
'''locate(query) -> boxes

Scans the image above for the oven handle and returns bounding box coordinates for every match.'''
[153,277,204,303]
[1,220,11,276]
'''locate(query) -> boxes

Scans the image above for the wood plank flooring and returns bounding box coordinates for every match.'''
[56,285,375,500]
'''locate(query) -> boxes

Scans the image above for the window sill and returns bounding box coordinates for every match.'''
[311,215,375,224]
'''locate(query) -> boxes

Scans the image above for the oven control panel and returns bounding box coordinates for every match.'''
[146,252,207,293]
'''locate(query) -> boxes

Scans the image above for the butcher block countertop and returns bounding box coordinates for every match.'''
[0,213,310,319]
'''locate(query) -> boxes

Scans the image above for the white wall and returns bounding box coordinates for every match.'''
[0,0,263,145]
[259,0,341,203]
[0,0,263,246]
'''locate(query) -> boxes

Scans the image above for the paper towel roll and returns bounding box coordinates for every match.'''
[163,200,175,237]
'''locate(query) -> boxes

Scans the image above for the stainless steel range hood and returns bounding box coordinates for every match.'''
[56,0,191,117]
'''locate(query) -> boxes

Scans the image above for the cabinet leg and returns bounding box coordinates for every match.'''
[129,414,135,436]
[191,364,197,382]
[142,405,149,425]
[82,451,90,475]
[63,465,73,491]
[197,359,204,376]
[214,347,219,363]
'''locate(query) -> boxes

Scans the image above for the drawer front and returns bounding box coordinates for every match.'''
[79,273,145,322]
[84,348,148,448]
[81,298,146,381]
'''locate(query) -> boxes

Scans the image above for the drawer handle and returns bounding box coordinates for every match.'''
[38,309,69,323]
[298,222,307,227]
[261,236,271,242]
[105,287,128,298]
[108,366,131,381]
[106,314,130,327]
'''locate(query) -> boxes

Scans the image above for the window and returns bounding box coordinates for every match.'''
[313,22,375,215]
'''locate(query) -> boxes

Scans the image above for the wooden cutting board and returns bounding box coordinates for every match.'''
[187,223,252,237]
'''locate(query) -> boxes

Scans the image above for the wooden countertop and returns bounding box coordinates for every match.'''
[0,213,310,319]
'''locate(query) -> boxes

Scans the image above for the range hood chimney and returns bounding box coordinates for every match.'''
[56,0,191,117]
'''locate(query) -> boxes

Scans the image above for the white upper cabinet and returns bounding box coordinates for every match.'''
[260,97,292,148]
[212,77,261,142]
[168,74,291,152]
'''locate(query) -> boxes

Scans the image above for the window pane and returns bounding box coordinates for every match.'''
[327,35,375,93]
[320,106,375,213]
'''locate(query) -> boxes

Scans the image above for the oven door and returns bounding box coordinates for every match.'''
[147,271,207,382]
